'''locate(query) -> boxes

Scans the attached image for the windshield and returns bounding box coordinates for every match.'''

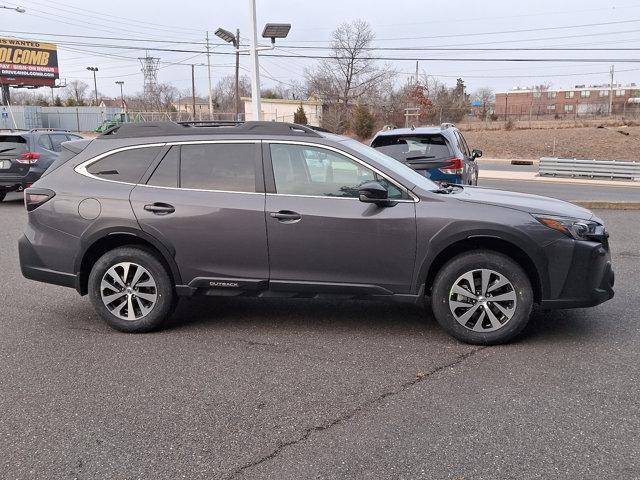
[339,138,440,191]
[371,134,452,162]
[0,135,28,155]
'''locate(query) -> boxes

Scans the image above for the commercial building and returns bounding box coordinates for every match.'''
[494,84,640,117]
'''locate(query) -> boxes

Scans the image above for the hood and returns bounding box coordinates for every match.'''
[454,186,594,220]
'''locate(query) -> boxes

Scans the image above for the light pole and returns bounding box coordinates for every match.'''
[0,5,25,106]
[86,67,98,105]
[246,0,290,121]
[215,27,242,121]
[0,5,25,13]
[115,81,125,111]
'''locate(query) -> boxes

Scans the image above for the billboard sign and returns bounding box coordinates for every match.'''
[0,38,59,87]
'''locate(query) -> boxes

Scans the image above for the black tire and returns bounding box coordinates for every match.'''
[0,191,6,202]
[88,246,177,333]
[430,250,533,345]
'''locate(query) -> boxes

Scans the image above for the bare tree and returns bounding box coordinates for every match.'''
[306,19,394,132]
[213,74,251,112]
[473,87,495,120]
[128,82,179,112]
[65,80,89,106]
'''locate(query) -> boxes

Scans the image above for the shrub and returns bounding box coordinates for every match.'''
[504,118,515,131]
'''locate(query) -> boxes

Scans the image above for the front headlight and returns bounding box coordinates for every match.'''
[532,214,607,241]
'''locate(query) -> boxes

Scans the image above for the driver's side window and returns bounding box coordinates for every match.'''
[270,144,405,199]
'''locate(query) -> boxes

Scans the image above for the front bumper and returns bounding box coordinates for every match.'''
[540,238,614,309]
[19,234,79,290]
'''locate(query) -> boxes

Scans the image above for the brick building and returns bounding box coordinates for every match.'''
[494,84,640,117]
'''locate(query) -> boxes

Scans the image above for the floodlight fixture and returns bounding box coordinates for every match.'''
[262,23,291,43]
[215,28,237,46]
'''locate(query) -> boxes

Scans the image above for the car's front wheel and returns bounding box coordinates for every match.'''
[88,246,177,332]
[430,250,533,345]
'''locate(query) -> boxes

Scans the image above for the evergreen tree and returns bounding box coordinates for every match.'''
[352,104,376,140]
[293,104,308,125]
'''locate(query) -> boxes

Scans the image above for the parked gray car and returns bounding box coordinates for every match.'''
[0,128,84,201]
[18,122,614,344]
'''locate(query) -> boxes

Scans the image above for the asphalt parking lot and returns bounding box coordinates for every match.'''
[1,191,639,479]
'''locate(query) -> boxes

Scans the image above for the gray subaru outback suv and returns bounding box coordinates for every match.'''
[18,121,614,344]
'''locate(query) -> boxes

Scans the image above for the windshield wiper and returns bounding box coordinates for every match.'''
[0,147,16,154]
[405,154,435,161]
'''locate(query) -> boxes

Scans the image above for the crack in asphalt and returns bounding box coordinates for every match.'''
[225,346,486,479]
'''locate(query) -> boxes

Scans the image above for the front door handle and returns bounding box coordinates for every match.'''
[144,203,175,215]
[270,210,302,222]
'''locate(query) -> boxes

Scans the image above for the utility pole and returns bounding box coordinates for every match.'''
[248,0,262,121]
[415,61,419,85]
[609,64,615,116]
[236,28,241,121]
[206,31,213,120]
[191,64,197,122]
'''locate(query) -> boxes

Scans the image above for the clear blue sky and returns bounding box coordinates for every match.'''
[3,0,640,98]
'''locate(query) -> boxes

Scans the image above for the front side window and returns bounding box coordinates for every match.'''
[180,143,256,192]
[38,135,53,150]
[455,131,470,157]
[87,146,161,183]
[270,143,406,199]
[50,134,69,152]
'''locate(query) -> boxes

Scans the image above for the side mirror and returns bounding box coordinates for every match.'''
[471,149,483,160]
[358,181,391,206]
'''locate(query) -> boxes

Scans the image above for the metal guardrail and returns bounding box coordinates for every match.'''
[539,157,640,181]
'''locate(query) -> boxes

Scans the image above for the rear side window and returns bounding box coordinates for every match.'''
[180,143,256,192]
[87,146,161,183]
[42,140,92,177]
[371,134,452,161]
[0,135,28,155]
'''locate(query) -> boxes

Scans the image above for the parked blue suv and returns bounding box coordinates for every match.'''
[0,128,84,201]
[370,124,480,185]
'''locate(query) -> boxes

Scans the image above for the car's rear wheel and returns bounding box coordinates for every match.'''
[88,246,177,332]
[430,250,533,345]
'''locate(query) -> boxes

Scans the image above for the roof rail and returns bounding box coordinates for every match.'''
[440,123,456,129]
[29,128,71,133]
[98,121,323,139]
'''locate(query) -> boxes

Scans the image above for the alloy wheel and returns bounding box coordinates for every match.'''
[448,268,517,332]
[100,262,158,321]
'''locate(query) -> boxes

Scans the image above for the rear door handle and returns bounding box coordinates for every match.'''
[270,210,302,222]
[144,203,175,215]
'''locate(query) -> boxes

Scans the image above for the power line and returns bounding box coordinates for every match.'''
[291,17,640,43]
[17,0,206,35]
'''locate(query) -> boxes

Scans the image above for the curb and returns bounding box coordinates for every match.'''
[573,201,640,210]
